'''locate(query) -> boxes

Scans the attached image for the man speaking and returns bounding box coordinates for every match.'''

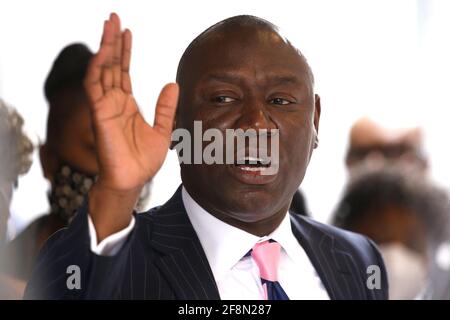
[25,13,388,300]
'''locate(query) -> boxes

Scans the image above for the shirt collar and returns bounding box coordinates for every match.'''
[182,186,302,281]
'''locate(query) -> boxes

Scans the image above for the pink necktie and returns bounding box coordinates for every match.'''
[251,240,289,300]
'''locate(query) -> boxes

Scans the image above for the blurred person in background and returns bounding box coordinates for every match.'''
[5,43,152,283]
[0,99,33,299]
[332,117,450,299]
[345,117,428,177]
[332,167,449,299]
[4,44,97,282]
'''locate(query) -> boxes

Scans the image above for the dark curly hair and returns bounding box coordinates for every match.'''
[332,166,450,246]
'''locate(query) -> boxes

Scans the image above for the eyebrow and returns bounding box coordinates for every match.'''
[204,72,302,86]
[267,75,301,85]
[205,73,242,84]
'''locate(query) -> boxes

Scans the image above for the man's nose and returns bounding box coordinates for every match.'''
[235,101,277,131]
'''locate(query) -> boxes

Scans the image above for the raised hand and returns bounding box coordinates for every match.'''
[85,13,179,240]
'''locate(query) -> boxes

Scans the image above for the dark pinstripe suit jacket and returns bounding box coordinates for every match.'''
[24,186,388,300]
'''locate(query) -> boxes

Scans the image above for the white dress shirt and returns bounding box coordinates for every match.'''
[88,186,329,300]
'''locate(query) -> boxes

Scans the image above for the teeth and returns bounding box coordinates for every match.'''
[236,157,271,165]
[246,157,261,164]
[239,166,269,172]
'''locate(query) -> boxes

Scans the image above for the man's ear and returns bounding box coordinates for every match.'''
[39,144,58,183]
[313,94,321,148]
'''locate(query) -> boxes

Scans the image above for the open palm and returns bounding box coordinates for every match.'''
[84,13,178,193]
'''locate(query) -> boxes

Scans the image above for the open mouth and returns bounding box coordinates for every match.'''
[235,157,271,171]
[228,155,278,185]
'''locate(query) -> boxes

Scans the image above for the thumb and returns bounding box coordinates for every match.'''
[153,83,179,138]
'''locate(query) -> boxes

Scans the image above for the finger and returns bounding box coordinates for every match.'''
[110,13,122,88]
[153,83,179,138]
[84,54,104,105]
[101,19,114,92]
[84,20,110,105]
[121,29,133,94]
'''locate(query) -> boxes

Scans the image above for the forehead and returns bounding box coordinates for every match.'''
[350,127,420,149]
[181,27,311,86]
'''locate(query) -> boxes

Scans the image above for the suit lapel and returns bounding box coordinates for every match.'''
[290,214,366,300]
[148,187,220,300]
[144,187,366,300]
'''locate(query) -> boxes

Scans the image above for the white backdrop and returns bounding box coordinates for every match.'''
[1,0,449,235]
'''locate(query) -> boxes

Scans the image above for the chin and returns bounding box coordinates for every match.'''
[222,191,283,221]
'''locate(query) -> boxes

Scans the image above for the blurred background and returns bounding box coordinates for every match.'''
[1,0,449,230]
[0,0,449,299]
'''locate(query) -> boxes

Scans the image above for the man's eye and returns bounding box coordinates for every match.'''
[213,96,236,103]
[269,98,291,105]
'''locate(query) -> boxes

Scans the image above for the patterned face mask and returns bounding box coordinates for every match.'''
[48,165,95,224]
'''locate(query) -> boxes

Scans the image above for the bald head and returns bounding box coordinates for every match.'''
[176,15,314,90]
[346,117,427,173]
